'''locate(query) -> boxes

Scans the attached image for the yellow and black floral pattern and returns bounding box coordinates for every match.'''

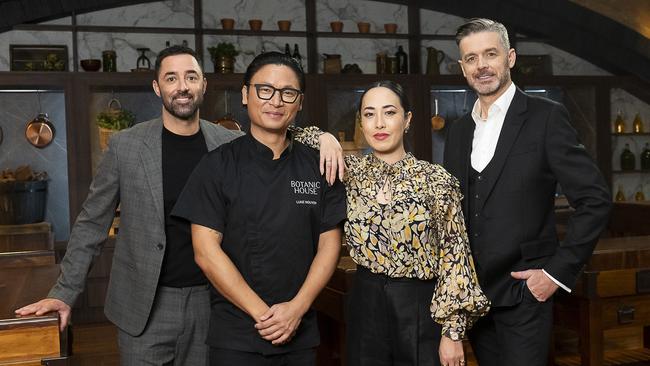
[295,126,489,338]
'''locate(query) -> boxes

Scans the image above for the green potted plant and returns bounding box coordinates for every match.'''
[207,42,239,73]
[95,99,135,151]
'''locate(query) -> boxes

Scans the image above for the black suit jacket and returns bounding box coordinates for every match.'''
[444,87,611,307]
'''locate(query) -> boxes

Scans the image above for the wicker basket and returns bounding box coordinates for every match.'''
[97,98,124,151]
[98,126,117,151]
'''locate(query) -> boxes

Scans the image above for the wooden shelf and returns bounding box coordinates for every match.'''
[612,170,650,174]
[316,31,409,39]
[203,29,308,37]
[612,133,650,136]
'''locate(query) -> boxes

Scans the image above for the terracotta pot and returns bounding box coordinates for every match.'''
[220,18,235,30]
[249,19,263,31]
[330,21,343,32]
[357,22,370,33]
[384,23,397,34]
[277,20,291,31]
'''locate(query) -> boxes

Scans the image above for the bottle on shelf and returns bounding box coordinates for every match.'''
[620,143,636,171]
[634,188,645,201]
[292,44,303,69]
[633,113,644,133]
[614,111,626,133]
[284,43,291,56]
[395,45,408,74]
[615,185,626,201]
[641,142,650,170]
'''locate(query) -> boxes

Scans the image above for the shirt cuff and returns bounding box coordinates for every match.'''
[542,269,571,293]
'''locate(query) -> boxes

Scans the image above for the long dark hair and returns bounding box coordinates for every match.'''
[243,52,305,91]
[357,80,411,116]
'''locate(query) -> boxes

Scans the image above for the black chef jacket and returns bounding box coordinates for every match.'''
[171,132,346,355]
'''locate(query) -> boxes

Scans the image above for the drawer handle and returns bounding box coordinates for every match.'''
[617,305,635,324]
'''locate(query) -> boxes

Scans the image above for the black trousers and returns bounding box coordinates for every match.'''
[346,266,441,366]
[209,347,315,366]
[468,283,553,366]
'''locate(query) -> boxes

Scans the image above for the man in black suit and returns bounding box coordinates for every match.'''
[443,18,611,366]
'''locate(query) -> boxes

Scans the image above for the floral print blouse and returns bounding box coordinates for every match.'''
[296,126,489,338]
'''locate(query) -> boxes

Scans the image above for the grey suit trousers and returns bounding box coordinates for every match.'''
[118,285,210,366]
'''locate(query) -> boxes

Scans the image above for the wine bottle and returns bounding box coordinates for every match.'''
[620,143,636,171]
[395,45,408,74]
[634,189,646,201]
[614,111,625,133]
[284,43,291,56]
[292,44,303,68]
[615,185,626,201]
[641,142,650,170]
[633,113,644,133]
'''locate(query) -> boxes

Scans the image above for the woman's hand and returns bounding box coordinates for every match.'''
[318,132,344,185]
[439,335,466,366]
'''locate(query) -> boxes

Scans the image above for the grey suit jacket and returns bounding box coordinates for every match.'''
[49,118,242,336]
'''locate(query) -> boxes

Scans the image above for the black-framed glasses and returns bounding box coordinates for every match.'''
[251,83,302,104]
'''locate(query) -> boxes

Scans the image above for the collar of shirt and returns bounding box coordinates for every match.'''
[469,82,517,172]
[365,152,415,181]
[245,130,294,160]
[470,81,517,123]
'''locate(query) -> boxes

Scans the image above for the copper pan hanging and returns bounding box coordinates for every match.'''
[25,112,55,148]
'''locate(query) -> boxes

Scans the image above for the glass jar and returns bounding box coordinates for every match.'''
[102,50,117,72]
[641,142,650,170]
[614,111,625,133]
[620,143,636,171]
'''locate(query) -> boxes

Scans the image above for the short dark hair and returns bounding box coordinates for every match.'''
[154,45,203,80]
[455,18,511,50]
[243,52,305,91]
[358,80,411,116]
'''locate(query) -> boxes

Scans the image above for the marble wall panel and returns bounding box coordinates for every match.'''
[0,91,70,241]
[76,0,194,28]
[202,0,306,31]
[39,17,72,25]
[0,30,73,71]
[420,8,465,35]
[515,41,609,76]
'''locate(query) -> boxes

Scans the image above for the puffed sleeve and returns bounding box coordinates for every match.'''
[289,125,323,149]
[429,169,490,339]
[289,124,360,185]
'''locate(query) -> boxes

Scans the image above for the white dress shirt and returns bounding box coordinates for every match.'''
[469,82,570,293]
[470,82,516,172]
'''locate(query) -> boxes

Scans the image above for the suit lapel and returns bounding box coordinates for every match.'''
[200,120,219,151]
[458,115,475,216]
[480,88,528,209]
[140,119,165,227]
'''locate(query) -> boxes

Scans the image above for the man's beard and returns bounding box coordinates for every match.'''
[469,64,511,97]
[162,91,203,120]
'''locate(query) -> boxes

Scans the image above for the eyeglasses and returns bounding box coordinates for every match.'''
[251,84,302,104]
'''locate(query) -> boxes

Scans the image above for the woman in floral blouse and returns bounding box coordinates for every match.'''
[297,81,489,366]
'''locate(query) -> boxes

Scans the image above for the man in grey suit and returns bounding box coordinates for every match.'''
[16,45,242,365]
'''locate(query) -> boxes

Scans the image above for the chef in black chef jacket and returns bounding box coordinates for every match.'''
[171,52,346,366]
